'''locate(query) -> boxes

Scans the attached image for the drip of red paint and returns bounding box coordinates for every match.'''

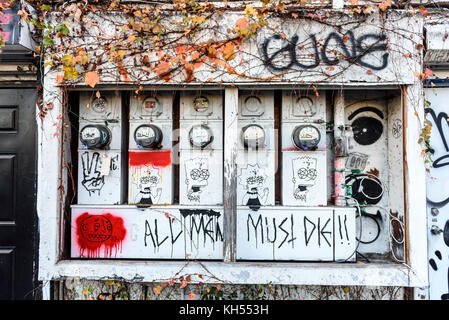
[129,150,172,167]
[75,213,127,258]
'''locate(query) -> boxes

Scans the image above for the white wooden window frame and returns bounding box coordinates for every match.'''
[37,71,428,288]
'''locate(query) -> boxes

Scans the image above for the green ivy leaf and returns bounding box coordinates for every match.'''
[41,4,51,11]
[55,24,70,35]
[42,36,53,46]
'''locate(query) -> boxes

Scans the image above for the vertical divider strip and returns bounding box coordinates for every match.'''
[223,87,238,262]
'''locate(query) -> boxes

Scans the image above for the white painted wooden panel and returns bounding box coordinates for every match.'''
[70,206,223,260]
[424,87,449,299]
[180,91,223,120]
[238,92,274,120]
[179,150,223,206]
[426,24,449,51]
[77,150,124,205]
[128,150,173,205]
[282,91,326,123]
[282,151,327,206]
[344,100,390,255]
[129,92,173,121]
[334,207,357,262]
[79,92,122,120]
[236,151,276,208]
[236,207,356,261]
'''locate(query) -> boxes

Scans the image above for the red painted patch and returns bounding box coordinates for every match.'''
[129,150,171,168]
[75,213,126,258]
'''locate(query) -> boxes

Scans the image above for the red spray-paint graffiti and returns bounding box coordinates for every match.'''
[75,213,127,258]
[129,150,172,167]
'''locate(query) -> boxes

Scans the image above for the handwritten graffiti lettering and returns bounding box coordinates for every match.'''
[304,216,332,247]
[262,31,389,72]
[143,210,223,252]
[246,213,299,249]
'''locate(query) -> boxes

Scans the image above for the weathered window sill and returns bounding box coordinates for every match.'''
[40,260,426,288]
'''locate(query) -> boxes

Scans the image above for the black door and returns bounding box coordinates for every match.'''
[0,88,38,300]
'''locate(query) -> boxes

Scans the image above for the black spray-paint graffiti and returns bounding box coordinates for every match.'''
[428,220,449,300]
[292,156,318,202]
[355,211,383,244]
[262,31,389,72]
[81,151,119,196]
[143,209,223,253]
[239,164,269,211]
[184,158,210,203]
[81,152,119,196]
[247,213,297,249]
[425,108,449,207]
[425,109,449,299]
[345,173,384,205]
[348,107,384,146]
[81,152,104,195]
[425,108,449,168]
[246,213,347,249]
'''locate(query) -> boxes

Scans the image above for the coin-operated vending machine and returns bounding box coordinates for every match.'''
[237,92,275,211]
[78,92,126,204]
[179,92,223,205]
[128,92,173,205]
[281,91,327,206]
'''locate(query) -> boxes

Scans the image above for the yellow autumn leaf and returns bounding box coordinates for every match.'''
[84,71,100,88]
[245,5,256,17]
[63,65,79,81]
[115,50,126,60]
[62,54,74,66]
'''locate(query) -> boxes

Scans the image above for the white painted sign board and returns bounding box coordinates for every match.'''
[236,207,356,261]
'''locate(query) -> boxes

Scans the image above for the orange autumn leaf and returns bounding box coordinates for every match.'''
[222,42,236,61]
[235,17,248,29]
[180,280,187,289]
[84,72,100,88]
[187,292,196,300]
[378,0,392,11]
[153,285,162,295]
[56,74,64,84]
